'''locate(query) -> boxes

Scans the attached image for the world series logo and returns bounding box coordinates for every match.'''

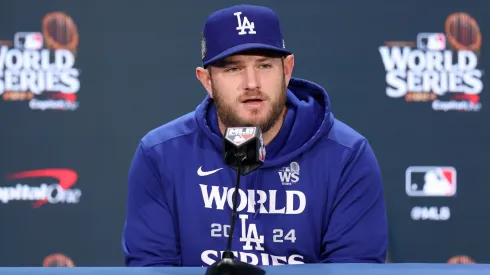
[0,11,81,111]
[379,12,483,112]
[199,184,306,265]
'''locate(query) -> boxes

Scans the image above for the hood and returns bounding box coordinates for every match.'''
[195,77,334,168]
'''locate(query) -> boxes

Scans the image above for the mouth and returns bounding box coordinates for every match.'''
[241,96,265,104]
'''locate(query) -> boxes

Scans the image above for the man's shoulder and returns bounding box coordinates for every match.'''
[324,118,367,150]
[140,111,199,150]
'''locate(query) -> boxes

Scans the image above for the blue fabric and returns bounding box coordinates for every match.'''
[122,77,388,267]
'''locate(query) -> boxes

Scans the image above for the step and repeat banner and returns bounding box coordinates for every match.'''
[0,0,488,267]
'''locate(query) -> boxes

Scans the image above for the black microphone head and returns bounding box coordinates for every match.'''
[205,258,266,275]
[223,126,266,175]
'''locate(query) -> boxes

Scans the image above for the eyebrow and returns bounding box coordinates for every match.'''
[220,57,273,66]
[222,60,241,66]
[255,57,272,62]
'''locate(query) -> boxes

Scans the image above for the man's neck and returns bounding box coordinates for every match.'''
[218,107,287,146]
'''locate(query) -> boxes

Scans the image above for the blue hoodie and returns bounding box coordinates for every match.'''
[122,77,388,267]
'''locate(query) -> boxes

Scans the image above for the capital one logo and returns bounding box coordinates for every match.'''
[1,168,82,208]
[234,12,256,35]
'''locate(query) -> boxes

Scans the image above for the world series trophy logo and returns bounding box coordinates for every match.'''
[379,12,483,112]
[0,11,81,111]
[42,253,75,267]
[42,11,79,54]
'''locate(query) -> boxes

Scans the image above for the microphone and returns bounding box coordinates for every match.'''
[205,126,266,275]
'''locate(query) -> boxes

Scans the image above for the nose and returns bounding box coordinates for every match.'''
[244,67,260,91]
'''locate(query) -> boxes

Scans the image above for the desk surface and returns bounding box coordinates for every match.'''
[1,264,490,275]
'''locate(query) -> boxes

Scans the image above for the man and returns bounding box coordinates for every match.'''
[122,4,388,267]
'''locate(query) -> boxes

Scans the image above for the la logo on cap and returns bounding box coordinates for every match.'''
[234,12,256,35]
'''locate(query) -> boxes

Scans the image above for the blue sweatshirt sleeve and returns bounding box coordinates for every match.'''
[122,141,181,266]
[320,138,388,263]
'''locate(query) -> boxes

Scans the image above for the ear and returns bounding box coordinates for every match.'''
[196,67,214,98]
[283,54,295,86]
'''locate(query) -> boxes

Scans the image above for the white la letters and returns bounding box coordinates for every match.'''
[234,12,256,35]
[239,214,264,251]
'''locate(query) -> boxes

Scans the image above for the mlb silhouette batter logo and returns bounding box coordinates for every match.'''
[225,127,256,146]
[405,166,457,197]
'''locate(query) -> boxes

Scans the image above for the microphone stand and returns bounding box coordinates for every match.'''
[205,150,266,275]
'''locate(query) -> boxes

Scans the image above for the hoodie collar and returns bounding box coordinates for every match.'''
[196,77,334,168]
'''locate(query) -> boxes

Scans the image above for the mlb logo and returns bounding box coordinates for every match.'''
[417,33,446,51]
[225,127,256,146]
[14,32,44,50]
[405,166,456,197]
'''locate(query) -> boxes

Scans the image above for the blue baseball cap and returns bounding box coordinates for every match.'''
[201,5,292,67]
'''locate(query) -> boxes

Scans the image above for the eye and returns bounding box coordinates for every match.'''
[259,63,272,69]
[224,67,240,72]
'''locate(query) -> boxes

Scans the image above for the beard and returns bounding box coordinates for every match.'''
[213,80,287,134]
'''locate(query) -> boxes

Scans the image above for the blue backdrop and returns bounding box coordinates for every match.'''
[0,0,487,267]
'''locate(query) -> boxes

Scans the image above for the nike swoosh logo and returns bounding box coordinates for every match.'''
[197,166,223,176]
